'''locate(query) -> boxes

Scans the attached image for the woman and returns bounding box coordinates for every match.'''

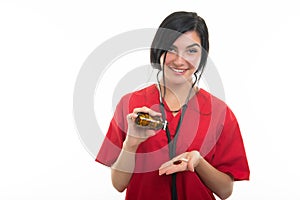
[96,11,250,200]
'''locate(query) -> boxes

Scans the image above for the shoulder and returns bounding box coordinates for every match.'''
[120,84,157,101]
[197,89,238,121]
[195,88,227,113]
[117,84,158,111]
[198,88,225,106]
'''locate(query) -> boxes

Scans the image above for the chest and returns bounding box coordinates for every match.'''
[134,108,218,171]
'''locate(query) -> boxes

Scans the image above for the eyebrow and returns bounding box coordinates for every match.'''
[186,43,201,48]
[170,43,201,49]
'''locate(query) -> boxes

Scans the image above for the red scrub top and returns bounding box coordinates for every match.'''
[96,84,250,200]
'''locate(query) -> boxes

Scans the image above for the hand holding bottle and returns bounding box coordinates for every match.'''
[123,107,162,152]
[135,112,167,130]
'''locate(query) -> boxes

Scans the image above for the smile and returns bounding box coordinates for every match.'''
[170,68,186,73]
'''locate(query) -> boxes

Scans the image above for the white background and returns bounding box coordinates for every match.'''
[1,0,300,199]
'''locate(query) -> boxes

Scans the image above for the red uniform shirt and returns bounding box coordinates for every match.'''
[96,84,250,200]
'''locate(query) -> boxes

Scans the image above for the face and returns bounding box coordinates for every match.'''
[161,31,202,86]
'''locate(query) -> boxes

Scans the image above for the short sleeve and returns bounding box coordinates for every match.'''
[95,96,128,167]
[211,107,250,181]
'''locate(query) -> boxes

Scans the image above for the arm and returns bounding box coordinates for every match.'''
[196,107,249,198]
[194,153,233,199]
[111,138,139,192]
[111,107,161,192]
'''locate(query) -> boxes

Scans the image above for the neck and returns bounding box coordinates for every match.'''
[158,80,198,112]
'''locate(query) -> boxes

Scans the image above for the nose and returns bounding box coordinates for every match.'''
[173,53,185,66]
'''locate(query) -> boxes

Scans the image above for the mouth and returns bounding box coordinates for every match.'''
[170,67,187,74]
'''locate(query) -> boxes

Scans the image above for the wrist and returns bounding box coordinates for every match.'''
[123,136,140,152]
[194,151,204,169]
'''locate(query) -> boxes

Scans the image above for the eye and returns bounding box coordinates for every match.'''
[187,48,198,54]
[168,46,177,53]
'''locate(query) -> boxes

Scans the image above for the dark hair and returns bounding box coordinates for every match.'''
[150,11,209,74]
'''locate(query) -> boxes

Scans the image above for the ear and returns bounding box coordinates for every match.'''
[159,52,167,70]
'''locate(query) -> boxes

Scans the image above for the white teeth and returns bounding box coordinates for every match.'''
[172,68,185,73]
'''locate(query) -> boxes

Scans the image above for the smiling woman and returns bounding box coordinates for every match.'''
[95,11,250,200]
[163,31,202,89]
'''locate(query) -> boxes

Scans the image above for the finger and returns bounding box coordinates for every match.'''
[133,107,161,117]
[159,164,177,175]
[182,154,194,172]
[187,160,194,172]
[127,113,138,121]
[159,156,188,171]
[159,160,173,171]
[148,109,162,117]
[164,163,188,175]
[159,167,168,176]
[159,160,175,175]
[159,158,188,175]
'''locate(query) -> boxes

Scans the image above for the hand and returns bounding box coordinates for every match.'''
[159,151,202,175]
[123,107,162,151]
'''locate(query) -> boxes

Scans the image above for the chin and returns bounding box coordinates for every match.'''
[165,76,192,86]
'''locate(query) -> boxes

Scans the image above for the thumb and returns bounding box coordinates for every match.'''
[187,159,195,172]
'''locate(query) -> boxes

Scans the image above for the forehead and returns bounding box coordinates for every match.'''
[172,31,201,46]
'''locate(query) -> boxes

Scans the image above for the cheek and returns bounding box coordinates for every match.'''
[164,54,175,66]
[186,57,201,68]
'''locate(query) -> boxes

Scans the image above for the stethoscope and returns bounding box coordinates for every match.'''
[156,53,199,200]
[156,72,197,159]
